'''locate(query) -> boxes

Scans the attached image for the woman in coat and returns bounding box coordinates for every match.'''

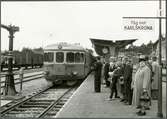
[131,57,151,108]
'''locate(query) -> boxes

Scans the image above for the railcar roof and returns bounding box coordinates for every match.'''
[44,43,85,50]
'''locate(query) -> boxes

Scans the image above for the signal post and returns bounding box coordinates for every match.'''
[1,24,20,97]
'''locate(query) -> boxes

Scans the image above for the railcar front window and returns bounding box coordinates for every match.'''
[56,52,64,63]
[44,52,54,62]
[75,52,81,63]
[66,52,74,63]
[75,52,84,63]
[80,53,84,62]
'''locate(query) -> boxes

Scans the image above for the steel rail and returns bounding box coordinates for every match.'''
[37,87,74,118]
[0,86,52,116]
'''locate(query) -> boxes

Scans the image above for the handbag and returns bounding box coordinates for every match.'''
[139,90,151,110]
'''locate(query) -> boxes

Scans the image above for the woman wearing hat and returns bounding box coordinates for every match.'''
[131,55,151,108]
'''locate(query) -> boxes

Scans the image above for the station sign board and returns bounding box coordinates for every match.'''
[123,19,155,32]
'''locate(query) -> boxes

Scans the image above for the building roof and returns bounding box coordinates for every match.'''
[90,38,137,48]
[44,42,85,51]
[90,38,137,56]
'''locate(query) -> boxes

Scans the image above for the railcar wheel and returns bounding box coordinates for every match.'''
[66,80,77,86]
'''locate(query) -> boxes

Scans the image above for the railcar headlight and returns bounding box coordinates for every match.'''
[72,71,78,76]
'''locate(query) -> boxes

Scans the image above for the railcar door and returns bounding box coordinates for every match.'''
[74,52,85,76]
[84,52,90,75]
[54,52,65,75]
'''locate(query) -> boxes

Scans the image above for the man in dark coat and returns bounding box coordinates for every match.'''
[119,58,126,102]
[109,63,122,100]
[104,61,110,87]
[123,59,133,105]
[93,56,103,92]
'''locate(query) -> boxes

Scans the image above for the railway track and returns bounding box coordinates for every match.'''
[0,73,44,89]
[0,83,80,118]
[0,68,43,78]
[1,66,43,71]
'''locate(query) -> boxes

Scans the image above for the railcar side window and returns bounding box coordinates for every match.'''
[66,52,74,63]
[56,52,64,63]
[44,52,54,62]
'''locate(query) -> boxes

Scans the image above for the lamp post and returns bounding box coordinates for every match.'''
[1,24,19,96]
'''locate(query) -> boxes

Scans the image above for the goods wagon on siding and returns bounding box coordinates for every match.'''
[1,49,43,71]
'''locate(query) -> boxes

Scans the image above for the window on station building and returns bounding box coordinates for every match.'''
[66,52,74,63]
[56,52,64,63]
[44,52,54,62]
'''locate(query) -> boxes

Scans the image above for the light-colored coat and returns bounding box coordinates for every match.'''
[151,61,160,90]
[132,65,151,106]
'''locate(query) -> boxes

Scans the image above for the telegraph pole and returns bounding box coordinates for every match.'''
[166,0,167,117]
[0,26,1,107]
[1,24,19,96]
[157,0,163,117]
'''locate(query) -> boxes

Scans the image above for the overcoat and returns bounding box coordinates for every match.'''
[151,61,160,90]
[132,65,151,106]
[94,61,103,81]
[104,63,110,80]
[123,63,133,86]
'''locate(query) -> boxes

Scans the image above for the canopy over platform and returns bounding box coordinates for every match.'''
[90,38,137,56]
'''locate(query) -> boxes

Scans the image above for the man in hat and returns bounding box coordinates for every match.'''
[93,56,103,92]
[109,62,122,100]
[123,58,133,105]
[119,56,128,102]
[103,59,110,87]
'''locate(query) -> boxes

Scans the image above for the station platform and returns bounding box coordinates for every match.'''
[56,73,166,118]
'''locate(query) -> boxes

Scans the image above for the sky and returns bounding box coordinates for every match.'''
[1,1,166,51]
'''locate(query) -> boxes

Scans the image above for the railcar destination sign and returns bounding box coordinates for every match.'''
[123,19,155,31]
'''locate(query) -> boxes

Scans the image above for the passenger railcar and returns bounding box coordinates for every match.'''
[43,42,94,86]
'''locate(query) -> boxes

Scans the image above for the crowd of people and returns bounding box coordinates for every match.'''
[93,54,160,116]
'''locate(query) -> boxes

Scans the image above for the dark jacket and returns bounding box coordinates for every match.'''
[104,63,110,79]
[93,61,102,79]
[123,63,133,84]
[109,64,116,72]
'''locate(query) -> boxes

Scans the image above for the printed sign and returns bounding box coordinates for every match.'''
[123,19,155,32]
